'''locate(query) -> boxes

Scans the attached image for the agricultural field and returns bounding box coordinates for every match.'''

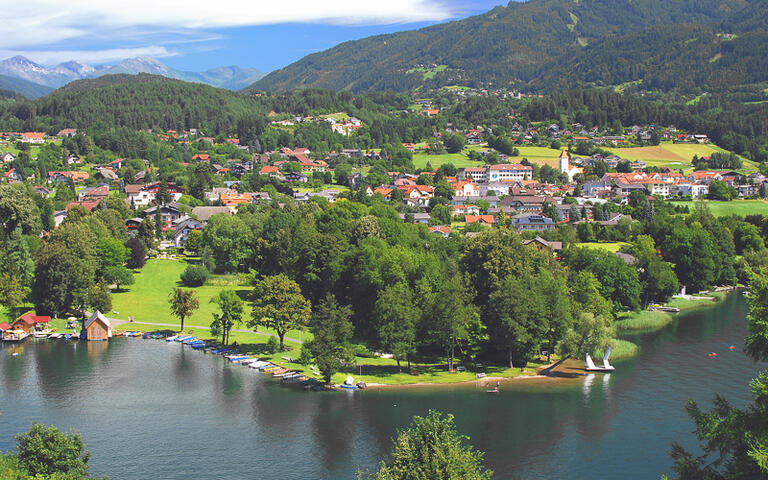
[670,200,768,217]
[608,142,757,173]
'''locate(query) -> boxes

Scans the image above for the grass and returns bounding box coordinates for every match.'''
[616,292,727,332]
[605,339,639,360]
[670,200,768,217]
[406,64,447,80]
[608,143,758,174]
[579,242,629,253]
[616,311,675,331]
[109,259,306,342]
[412,152,483,169]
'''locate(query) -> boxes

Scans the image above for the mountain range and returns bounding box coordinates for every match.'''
[251,0,768,94]
[0,56,266,95]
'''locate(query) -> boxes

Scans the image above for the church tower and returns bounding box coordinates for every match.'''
[558,149,570,174]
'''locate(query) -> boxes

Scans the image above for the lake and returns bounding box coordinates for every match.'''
[1,293,765,479]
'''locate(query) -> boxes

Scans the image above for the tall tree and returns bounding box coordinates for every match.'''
[249,274,311,351]
[210,290,244,345]
[306,294,354,384]
[364,410,493,480]
[374,282,418,372]
[429,276,478,371]
[169,288,199,332]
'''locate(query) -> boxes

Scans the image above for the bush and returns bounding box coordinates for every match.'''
[266,336,279,354]
[354,344,375,358]
[180,264,210,287]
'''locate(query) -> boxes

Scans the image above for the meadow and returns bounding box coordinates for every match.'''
[608,142,757,173]
[670,200,768,217]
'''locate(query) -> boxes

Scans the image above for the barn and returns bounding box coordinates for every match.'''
[85,311,111,341]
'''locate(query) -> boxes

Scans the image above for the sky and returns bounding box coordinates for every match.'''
[1,0,507,72]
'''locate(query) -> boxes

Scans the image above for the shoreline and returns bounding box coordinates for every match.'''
[617,290,732,333]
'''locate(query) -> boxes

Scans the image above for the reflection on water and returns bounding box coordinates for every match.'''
[0,294,765,480]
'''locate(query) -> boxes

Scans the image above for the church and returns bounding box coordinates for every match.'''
[558,150,582,182]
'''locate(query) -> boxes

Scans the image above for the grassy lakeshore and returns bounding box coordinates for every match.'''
[617,291,728,332]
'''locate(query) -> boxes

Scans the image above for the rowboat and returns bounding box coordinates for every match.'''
[181,336,198,344]
[270,368,290,376]
[248,361,270,369]
[228,355,250,363]
[165,335,178,342]
[115,331,128,337]
[130,332,142,337]
[175,336,193,342]
[339,384,358,390]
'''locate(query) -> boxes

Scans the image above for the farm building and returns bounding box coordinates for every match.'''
[85,311,111,341]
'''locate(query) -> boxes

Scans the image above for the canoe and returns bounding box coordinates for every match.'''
[340,384,358,390]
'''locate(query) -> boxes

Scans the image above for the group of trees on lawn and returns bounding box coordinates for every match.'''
[0,184,147,319]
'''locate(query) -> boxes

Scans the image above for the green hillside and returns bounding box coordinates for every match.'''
[0,73,52,99]
[250,0,764,94]
[54,73,174,93]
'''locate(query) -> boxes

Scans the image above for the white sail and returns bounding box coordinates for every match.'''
[585,354,597,370]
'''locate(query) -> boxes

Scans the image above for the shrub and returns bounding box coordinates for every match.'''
[180,264,210,287]
[266,336,279,354]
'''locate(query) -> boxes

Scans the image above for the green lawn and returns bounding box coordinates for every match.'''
[670,200,768,217]
[412,152,483,169]
[579,242,629,253]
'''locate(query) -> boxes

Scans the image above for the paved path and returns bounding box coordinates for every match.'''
[108,317,303,344]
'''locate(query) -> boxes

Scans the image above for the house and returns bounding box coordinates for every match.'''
[259,165,280,177]
[398,185,434,207]
[429,226,451,238]
[205,187,236,203]
[192,154,211,162]
[512,214,555,232]
[373,188,394,200]
[173,216,203,247]
[125,182,183,208]
[1,152,14,163]
[3,168,21,182]
[33,186,51,198]
[65,154,81,166]
[453,205,481,216]
[465,215,495,225]
[78,185,109,202]
[142,204,185,225]
[84,311,111,341]
[451,181,479,197]
[21,132,45,144]
[0,322,10,336]
[57,128,77,137]
[12,312,51,334]
[522,236,562,252]
[191,206,231,224]
[53,210,67,227]
[284,172,308,183]
[220,192,253,207]
[399,212,431,224]
[66,201,100,212]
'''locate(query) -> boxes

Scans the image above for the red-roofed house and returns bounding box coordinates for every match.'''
[451,181,479,197]
[465,215,495,225]
[66,201,100,212]
[12,312,51,333]
[429,226,451,238]
[260,166,279,176]
[192,154,210,162]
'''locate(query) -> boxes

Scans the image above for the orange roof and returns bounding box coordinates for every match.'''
[374,188,393,197]
[465,215,495,224]
[260,166,279,174]
[220,193,252,205]
[22,132,45,139]
[192,154,210,161]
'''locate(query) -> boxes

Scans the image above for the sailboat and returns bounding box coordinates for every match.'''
[585,347,616,372]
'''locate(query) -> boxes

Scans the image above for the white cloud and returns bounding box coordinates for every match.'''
[1,0,455,50]
[0,47,178,66]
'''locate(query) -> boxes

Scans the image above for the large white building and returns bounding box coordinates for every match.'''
[487,164,533,183]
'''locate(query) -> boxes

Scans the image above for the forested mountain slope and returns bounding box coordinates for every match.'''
[0,73,52,99]
[0,79,264,134]
[250,0,763,94]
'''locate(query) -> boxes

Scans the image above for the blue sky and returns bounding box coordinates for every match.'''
[3,0,507,72]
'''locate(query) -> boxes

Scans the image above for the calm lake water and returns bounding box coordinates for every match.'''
[1,293,766,479]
